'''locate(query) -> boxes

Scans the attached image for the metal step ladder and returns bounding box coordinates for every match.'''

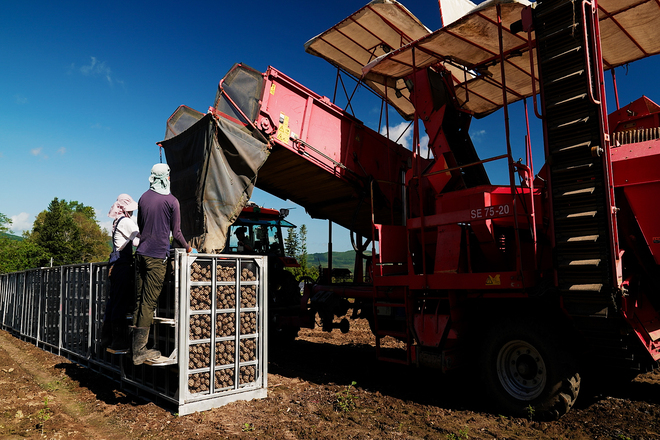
[372,288,414,365]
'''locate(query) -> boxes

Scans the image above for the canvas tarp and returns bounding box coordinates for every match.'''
[361,0,660,118]
[159,114,270,253]
[307,0,660,119]
[304,0,432,121]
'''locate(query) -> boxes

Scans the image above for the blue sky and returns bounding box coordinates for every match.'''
[1,1,658,254]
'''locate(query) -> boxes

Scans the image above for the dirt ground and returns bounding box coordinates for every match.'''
[2,318,660,440]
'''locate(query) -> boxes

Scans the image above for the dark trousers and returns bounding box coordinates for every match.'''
[133,254,167,328]
[104,262,134,322]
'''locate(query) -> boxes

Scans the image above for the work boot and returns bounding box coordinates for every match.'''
[108,321,130,353]
[100,320,112,350]
[132,326,161,365]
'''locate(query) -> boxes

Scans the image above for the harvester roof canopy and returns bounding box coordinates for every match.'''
[304,0,432,120]
[307,0,660,119]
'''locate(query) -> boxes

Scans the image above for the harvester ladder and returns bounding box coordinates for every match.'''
[534,0,631,365]
[373,289,414,365]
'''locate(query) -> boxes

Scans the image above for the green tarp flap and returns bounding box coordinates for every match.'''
[159,114,270,252]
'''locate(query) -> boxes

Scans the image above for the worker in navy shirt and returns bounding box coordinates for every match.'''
[132,163,194,365]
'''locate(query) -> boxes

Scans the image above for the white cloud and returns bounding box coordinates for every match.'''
[14,94,28,105]
[419,134,430,158]
[380,122,431,157]
[30,147,50,160]
[470,129,486,142]
[10,212,32,234]
[57,147,66,155]
[30,147,48,159]
[79,56,121,86]
[99,220,113,235]
[381,121,413,149]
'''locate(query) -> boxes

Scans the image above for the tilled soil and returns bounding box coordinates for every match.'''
[1,319,660,439]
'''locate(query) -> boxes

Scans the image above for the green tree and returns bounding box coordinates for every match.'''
[0,238,48,273]
[284,227,299,258]
[73,211,111,263]
[29,199,80,266]
[295,225,310,278]
[66,201,96,220]
[29,198,110,266]
[0,213,11,234]
[288,225,319,281]
[283,225,319,281]
[0,212,49,273]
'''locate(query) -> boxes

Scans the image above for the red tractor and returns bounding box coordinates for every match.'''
[224,203,305,342]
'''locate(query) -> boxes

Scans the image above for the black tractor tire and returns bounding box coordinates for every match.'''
[481,320,580,420]
[269,270,302,346]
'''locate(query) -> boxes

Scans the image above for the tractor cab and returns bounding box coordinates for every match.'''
[224,203,299,269]
[224,203,306,342]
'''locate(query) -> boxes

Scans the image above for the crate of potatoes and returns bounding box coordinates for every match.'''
[175,250,267,415]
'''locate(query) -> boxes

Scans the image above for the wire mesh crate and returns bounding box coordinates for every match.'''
[22,269,42,340]
[0,250,268,415]
[40,267,62,350]
[61,265,87,356]
[174,250,268,415]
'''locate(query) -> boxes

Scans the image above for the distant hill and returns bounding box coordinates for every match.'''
[306,249,371,272]
[0,232,23,241]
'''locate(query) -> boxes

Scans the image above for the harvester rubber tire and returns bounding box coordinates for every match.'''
[481,319,580,420]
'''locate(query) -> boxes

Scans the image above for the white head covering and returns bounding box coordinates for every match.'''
[149,163,171,195]
[108,193,138,219]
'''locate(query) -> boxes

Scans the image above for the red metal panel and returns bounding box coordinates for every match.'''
[621,184,660,264]
[434,224,463,273]
[621,292,660,361]
[373,271,537,290]
[374,224,408,276]
[413,313,451,347]
[609,96,660,132]
[611,139,660,264]
[253,67,412,238]
[262,70,344,170]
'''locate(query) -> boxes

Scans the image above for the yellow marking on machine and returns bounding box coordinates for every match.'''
[486,274,501,286]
